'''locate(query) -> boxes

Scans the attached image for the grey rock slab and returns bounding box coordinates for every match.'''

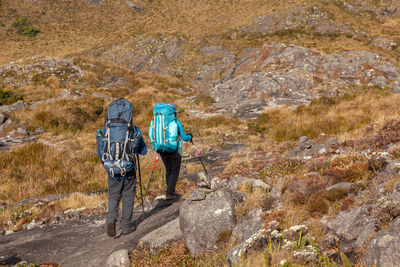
[0,113,4,125]
[138,218,183,254]
[179,188,237,255]
[210,43,400,118]
[106,249,130,267]
[362,217,400,267]
[285,143,329,160]
[0,102,26,112]
[232,208,265,244]
[0,200,182,266]
[322,205,376,253]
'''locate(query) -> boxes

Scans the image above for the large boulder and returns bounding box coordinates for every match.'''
[362,217,400,267]
[322,205,376,254]
[138,218,183,254]
[179,187,237,255]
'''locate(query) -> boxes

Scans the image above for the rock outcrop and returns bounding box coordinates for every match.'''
[210,43,400,117]
[241,6,352,35]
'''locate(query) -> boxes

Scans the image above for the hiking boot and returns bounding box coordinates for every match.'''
[165,193,181,201]
[106,222,116,237]
[121,223,137,235]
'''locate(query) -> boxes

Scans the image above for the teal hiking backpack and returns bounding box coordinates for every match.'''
[149,103,179,153]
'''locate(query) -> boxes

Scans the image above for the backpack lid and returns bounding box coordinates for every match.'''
[153,103,177,116]
[107,98,134,123]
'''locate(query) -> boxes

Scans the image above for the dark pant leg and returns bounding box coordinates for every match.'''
[120,175,136,230]
[161,151,181,196]
[106,175,123,224]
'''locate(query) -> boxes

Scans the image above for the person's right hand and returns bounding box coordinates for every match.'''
[187,133,193,141]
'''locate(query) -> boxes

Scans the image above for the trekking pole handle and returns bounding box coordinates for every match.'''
[152,154,159,172]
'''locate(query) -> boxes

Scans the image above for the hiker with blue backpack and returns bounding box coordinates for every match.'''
[96,98,147,237]
[149,103,192,201]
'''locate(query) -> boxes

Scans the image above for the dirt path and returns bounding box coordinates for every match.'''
[0,200,182,266]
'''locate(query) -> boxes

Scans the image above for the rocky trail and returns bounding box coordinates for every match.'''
[0,200,182,266]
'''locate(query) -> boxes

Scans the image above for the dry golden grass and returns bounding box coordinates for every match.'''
[2,0,399,69]
[235,186,265,219]
[249,89,400,142]
[237,249,294,267]
[57,192,107,211]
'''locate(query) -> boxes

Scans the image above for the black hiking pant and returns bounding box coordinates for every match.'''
[160,151,181,196]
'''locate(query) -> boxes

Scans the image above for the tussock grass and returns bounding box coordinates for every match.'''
[235,186,265,219]
[249,88,400,142]
[0,142,106,203]
[57,192,106,211]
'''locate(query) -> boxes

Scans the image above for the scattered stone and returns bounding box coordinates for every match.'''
[326,182,353,191]
[86,0,105,4]
[285,137,329,160]
[232,208,265,244]
[106,249,130,267]
[35,127,45,134]
[179,188,237,255]
[227,175,269,191]
[370,37,398,50]
[368,153,389,171]
[138,218,183,254]
[299,136,313,150]
[198,171,211,188]
[125,0,142,11]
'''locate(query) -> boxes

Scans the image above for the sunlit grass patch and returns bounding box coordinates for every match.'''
[248,88,400,142]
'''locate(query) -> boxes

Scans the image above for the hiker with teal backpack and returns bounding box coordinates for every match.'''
[149,103,192,201]
[96,98,147,237]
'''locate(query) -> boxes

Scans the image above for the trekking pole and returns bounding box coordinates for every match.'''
[191,140,209,176]
[143,153,159,201]
[136,154,144,213]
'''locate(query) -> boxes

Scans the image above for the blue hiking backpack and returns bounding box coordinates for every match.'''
[149,103,179,153]
[96,98,141,177]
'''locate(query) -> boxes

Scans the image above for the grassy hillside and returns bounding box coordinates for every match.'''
[1,0,400,66]
[1,0,400,265]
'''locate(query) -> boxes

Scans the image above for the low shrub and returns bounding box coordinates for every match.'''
[13,18,39,36]
[0,89,23,105]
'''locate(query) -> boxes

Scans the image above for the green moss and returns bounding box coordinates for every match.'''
[0,89,23,105]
